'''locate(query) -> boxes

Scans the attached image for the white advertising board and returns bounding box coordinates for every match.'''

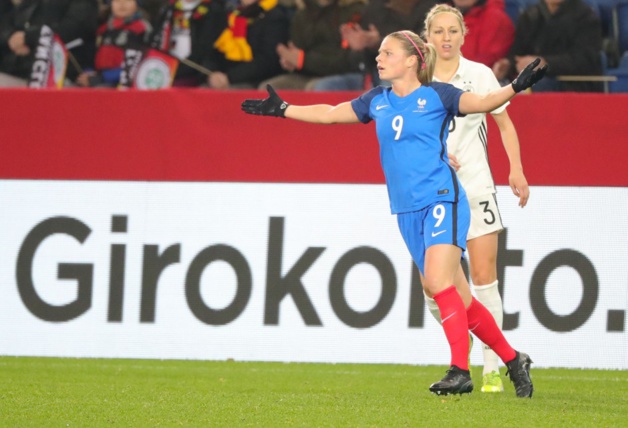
[0,181,626,369]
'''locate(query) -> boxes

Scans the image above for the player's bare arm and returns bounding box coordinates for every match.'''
[492,110,530,207]
[286,102,360,124]
[241,85,360,124]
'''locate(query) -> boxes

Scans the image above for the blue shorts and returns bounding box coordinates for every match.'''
[396,197,470,276]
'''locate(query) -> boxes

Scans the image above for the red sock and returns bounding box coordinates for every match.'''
[433,285,469,370]
[466,297,516,363]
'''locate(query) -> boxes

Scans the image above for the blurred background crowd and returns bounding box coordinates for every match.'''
[0,0,626,92]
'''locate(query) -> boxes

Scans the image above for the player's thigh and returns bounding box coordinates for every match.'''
[397,209,428,276]
[398,199,469,285]
[424,200,470,251]
[466,194,502,284]
[424,243,463,295]
[467,232,499,285]
[423,199,469,290]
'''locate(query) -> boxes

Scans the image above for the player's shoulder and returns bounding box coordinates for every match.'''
[458,57,501,92]
[428,81,451,90]
[459,56,494,79]
[352,85,388,123]
[358,85,388,103]
[427,81,460,92]
[426,81,463,99]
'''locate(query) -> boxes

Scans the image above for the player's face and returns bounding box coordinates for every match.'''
[426,12,463,61]
[376,37,414,81]
[112,0,138,19]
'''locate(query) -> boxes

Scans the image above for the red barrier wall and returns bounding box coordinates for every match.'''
[1,89,627,186]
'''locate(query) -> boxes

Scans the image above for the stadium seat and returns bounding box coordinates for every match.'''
[606,51,628,92]
[596,0,618,39]
[504,0,522,23]
[601,49,609,72]
[616,0,628,53]
[504,0,541,25]
[518,0,538,9]
[589,0,621,68]
[583,0,602,16]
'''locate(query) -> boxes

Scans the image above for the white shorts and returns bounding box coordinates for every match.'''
[467,193,504,240]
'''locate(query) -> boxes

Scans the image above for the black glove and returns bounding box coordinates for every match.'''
[511,58,549,93]
[241,84,289,118]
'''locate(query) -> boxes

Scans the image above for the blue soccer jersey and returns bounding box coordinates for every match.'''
[351,83,466,214]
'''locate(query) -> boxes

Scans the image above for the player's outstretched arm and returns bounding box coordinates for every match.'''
[241,85,360,124]
[459,58,548,115]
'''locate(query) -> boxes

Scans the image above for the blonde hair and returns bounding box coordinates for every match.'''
[423,4,468,39]
[387,30,437,85]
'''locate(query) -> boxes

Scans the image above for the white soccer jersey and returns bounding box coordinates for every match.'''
[433,56,508,199]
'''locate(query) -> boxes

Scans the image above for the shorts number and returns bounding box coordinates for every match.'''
[392,115,403,140]
[479,201,496,225]
[433,204,446,227]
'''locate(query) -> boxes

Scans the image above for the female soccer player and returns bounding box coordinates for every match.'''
[241,29,544,398]
[422,4,530,393]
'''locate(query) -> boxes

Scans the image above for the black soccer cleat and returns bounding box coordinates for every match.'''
[506,351,534,398]
[429,365,474,396]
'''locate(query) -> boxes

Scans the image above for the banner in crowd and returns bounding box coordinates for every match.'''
[0,181,626,369]
[28,25,67,89]
[120,48,178,90]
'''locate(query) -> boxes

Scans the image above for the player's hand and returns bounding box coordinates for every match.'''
[511,57,548,93]
[447,153,460,171]
[509,169,530,208]
[76,71,95,87]
[8,31,26,51]
[241,85,289,118]
[276,42,301,71]
[209,71,230,89]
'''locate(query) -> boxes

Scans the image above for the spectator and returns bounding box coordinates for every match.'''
[0,0,13,16]
[204,0,289,89]
[451,0,514,70]
[0,0,100,87]
[278,0,298,16]
[152,0,228,86]
[258,0,366,90]
[76,0,152,88]
[98,0,165,25]
[493,0,603,92]
[98,0,113,24]
[0,0,13,65]
[142,0,170,25]
[313,0,438,91]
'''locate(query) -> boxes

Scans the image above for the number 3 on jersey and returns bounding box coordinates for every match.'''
[479,200,496,225]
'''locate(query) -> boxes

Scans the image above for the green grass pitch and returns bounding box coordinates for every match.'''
[1,357,627,427]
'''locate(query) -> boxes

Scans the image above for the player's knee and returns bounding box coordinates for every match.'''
[471,271,496,287]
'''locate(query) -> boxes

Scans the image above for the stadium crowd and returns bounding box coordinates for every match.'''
[0,0,617,91]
